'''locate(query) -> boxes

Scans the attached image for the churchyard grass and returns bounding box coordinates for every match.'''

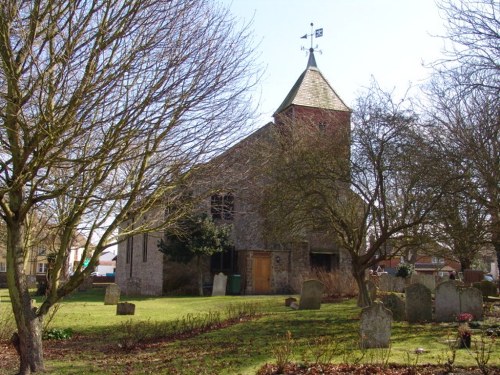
[1,288,499,374]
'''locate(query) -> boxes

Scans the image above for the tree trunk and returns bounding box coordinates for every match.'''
[352,268,371,308]
[13,313,44,375]
[7,224,46,374]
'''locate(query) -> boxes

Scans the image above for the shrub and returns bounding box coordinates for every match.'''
[304,269,358,298]
[43,328,73,340]
[0,303,16,342]
[396,263,413,278]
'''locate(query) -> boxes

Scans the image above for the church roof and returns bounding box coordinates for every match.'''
[274,50,350,114]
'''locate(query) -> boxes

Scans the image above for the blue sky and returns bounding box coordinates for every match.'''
[220,0,447,125]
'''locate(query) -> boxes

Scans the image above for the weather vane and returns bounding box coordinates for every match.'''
[300,22,323,54]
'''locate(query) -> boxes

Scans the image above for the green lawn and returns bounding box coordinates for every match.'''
[1,288,499,374]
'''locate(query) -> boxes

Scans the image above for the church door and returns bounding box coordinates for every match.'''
[252,252,271,294]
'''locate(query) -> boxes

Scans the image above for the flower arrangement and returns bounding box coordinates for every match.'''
[456,312,474,323]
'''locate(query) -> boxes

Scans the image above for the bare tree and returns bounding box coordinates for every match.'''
[262,83,447,307]
[429,0,500,273]
[0,0,259,373]
[430,188,491,271]
[436,0,499,92]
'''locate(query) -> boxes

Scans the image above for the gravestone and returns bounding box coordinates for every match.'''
[360,301,393,348]
[366,279,378,302]
[380,293,406,321]
[460,287,483,320]
[299,279,324,310]
[435,280,461,322]
[380,274,405,292]
[405,283,432,323]
[411,273,436,292]
[116,302,135,315]
[212,272,228,296]
[104,283,121,305]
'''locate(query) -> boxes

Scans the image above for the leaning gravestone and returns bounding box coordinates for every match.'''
[380,293,406,321]
[360,301,393,348]
[212,272,228,296]
[116,302,135,315]
[299,279,324,310]
[460,287,483,320]
[405,283,432,323]
[104,283,121,305]
[435,280,461,322]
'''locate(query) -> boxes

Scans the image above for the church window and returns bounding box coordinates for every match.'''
[211,193,234,220]
[142,233,148,262]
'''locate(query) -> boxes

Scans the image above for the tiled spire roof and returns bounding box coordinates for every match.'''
[274,49,350,114]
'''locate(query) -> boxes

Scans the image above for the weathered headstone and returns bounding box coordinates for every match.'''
[405,283,432,323]
[299,279,324,310]
[104,283,121,305]
[116,302,135,315]
[380,293,406,321]
[380,274,405,293]
[360,301,393,348]
[212,272,228,296]
[435,280,461,322]
[460,287,483,320]
[366,279,378,302]
[411,273,436,292]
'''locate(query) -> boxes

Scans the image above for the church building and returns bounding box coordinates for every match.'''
[116,44,353,295]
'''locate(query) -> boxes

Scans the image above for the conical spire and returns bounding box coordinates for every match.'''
[307,48,317,68]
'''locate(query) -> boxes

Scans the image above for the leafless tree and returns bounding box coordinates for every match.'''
[436,0,499,93]
[428,0,499,276]
[262,83,447,307]
[0,0,259,373]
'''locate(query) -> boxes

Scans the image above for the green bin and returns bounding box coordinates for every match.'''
[227,274,241,295]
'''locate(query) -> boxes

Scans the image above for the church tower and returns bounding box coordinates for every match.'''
[273,47,351,142]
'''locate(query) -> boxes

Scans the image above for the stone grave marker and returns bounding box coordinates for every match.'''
[435,280,460,322]
[360,301,393,348]
[405,283,432,323]
[299,279,324,310]
[460,287,483,320]
[380,293,406,321]
[379,274,406,293]
[212,272,228,296]
[411,273,436,292]
[104,283,121,305]
[116,302,135,315]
